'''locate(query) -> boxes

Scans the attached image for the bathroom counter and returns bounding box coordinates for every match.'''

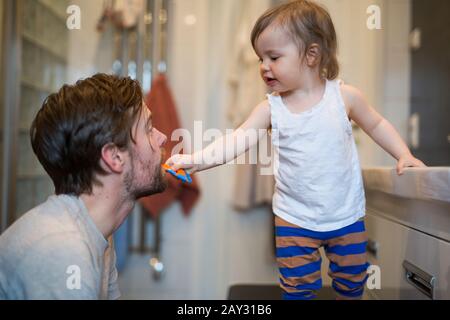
[362,166,450,242]
[362,166,450,299]
[362,167,450,204]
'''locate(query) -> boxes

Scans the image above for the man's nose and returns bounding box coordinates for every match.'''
[155,128,167,146]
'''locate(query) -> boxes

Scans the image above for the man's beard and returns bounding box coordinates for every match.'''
[134,163,168,199]
[124,153,168,200]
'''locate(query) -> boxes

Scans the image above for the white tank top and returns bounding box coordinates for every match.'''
[269,79,365,232]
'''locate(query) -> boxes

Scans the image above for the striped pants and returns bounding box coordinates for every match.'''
[275,216,370,300]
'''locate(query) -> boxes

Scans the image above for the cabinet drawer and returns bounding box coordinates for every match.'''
[366,212,450,300]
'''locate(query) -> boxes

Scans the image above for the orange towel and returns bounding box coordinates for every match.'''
[139,74,201,218]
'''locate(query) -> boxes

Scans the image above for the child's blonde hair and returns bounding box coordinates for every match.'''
[251,0,339,80]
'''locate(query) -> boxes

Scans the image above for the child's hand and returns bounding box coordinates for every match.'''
[165,154,198,174]
[396,153,426,175]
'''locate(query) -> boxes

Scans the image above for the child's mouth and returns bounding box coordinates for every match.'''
[265,77,277,86]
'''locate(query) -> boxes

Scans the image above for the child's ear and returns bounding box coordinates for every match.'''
[305,43,321,67]
[100,143,126,174]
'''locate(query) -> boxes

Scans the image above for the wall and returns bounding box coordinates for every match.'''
[162,0,279,299]
[67,0,115,83]
[321,0,385,166]
[380,0,412,165]
[320,0,411,166]
[0,0,3,224]
[0,1,3,55]
[0,0,3,122]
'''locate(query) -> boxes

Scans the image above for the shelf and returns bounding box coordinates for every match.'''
[18,128,31,134]
[17,173,49,180]
[22,31,67,63]
[21,77,54,94]
[38,0,67,22]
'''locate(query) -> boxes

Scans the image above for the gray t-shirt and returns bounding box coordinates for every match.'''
[0,194,120,300]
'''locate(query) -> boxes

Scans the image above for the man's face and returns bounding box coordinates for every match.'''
[124,103,168,199]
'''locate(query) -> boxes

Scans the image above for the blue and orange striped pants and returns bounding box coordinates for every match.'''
[275,216,370,300]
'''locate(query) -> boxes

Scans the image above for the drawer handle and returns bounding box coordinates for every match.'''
[403,260,435,299]
[367,239,379,258]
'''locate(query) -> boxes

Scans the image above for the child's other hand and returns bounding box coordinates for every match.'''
[396,153,426,175]
[165,154,198,174]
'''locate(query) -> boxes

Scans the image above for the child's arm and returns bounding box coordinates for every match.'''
[341,84,426,175]
[166,100,271,173]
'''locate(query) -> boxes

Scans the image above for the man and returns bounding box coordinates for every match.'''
[0,74,167,299]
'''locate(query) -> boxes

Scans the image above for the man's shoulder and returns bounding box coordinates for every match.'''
[0,195,108,299]
[0,195,83,265]
[1,195,79,239]
[0,232,99,299]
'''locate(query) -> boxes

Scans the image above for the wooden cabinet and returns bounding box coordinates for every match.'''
[363,168,450,300]
[366,212,450,299]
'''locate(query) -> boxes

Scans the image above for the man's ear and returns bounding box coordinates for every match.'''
[305,43,321,67]
[100,143,126,173]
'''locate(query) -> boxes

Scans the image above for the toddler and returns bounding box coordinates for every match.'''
[166,0,425,300]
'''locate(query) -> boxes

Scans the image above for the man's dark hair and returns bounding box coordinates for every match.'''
[30,73,144,196]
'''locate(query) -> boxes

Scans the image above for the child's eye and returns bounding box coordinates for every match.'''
[271,56,279,61]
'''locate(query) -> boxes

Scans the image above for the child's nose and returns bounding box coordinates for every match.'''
[260,62,270,71]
